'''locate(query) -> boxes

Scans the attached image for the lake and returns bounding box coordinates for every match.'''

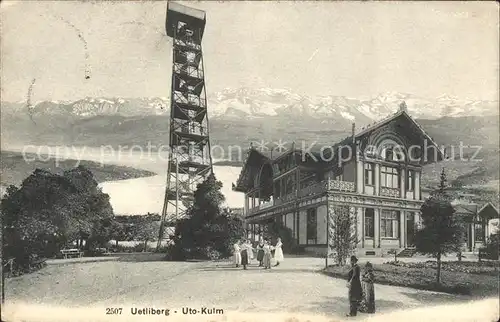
[3,145,244,215]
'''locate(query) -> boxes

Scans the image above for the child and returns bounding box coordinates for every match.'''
[359,262,375,314]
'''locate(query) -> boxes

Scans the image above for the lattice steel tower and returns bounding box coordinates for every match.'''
[157,2,213,248]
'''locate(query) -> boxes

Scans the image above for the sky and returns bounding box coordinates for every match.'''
[1,1,499,102]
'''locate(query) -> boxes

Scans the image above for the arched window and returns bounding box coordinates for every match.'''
[378,139,406,162]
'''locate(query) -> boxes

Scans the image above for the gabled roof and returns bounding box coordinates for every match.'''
[359,110,442,148]
[454,203,478,215]
[477,202,499,219]
[232,144,328,192]
[354,109,445,164]
[233,148,269,192]
[248,141,325,162]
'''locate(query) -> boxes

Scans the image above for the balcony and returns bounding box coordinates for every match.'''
[251,200,275,213]
[380,187,400,198]
[248,179,356,215]
[328,180,356,192]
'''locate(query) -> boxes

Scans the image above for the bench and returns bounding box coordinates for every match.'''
[96,248,111,256]
[61,248,84,259]
[29,257,47,270]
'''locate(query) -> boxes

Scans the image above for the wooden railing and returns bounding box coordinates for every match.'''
[380,187,400,198]
[298,181,329,198]
[274,192,297,206]
[328,180,356,192]
[248,180,357,214]
[260,200,274,209]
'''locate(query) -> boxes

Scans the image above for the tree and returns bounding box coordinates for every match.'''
[134,213,161,251]
[1,166,114,269]
[168,174,245,260]
[86,217,123,250]
[328,205,358,266]
[263,219,296,253]
[482,221,499,260]
[414,168,465,284]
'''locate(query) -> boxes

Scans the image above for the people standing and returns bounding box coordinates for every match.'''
[262,239,273,269]
[233,240,241,268]
[346,255,362,317]
[273,237,284,266]
[246,239,255,263]
[359,262,376,314]
[256,238,265,267]
[240,239,250,270]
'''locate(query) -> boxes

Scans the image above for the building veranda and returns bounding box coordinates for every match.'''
[233,105,450,257]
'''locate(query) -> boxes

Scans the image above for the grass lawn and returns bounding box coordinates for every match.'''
[324,260,499,297]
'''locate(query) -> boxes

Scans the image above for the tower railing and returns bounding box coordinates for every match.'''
[173,91,206,108]
[157,3,212,250]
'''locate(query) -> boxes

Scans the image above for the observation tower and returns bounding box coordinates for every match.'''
[157,2,213,248]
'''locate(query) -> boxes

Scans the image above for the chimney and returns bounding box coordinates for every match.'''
[399,101,408,112]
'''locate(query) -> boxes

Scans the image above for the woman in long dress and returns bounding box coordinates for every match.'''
[346,255,362,317]
[359,262,375,313]
[241,240,249,269]
[273,237,284,267]
[246,240,255,263]
[262,240,273,269]
[233,241,241,268]
[256,239,265,267]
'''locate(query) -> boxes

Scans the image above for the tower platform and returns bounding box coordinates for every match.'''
[166,2,206,40]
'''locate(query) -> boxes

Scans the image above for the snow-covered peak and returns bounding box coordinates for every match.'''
[2,90,498,122]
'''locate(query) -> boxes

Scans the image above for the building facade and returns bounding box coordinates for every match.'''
[232,106,447,257]
[451,196,498,251]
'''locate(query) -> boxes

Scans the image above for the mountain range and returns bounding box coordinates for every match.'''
[2,88,498,125]
[1,88,498,190]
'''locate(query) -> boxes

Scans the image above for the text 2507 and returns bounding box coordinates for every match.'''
[106,308,123,315]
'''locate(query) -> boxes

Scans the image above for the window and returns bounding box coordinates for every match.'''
[364,208,375,238]
[381,145,405,161]
[335,167,344,181]
[385,148,394,161]
[306,208,317,244]
[381,210,400,238]
[380,166,400,188]
[364,163,375,185]
[474,223,484,242]
[406,170,415,191]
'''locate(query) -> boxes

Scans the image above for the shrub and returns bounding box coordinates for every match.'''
[384,260,498,275]
[263,220,297,254]
[166,174,245,261]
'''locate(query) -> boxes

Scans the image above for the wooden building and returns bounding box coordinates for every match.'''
[451,196,499,251]
[232,105,447,256]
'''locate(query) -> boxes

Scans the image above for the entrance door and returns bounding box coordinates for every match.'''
[467,223,472,251]
[406,213,415,247]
